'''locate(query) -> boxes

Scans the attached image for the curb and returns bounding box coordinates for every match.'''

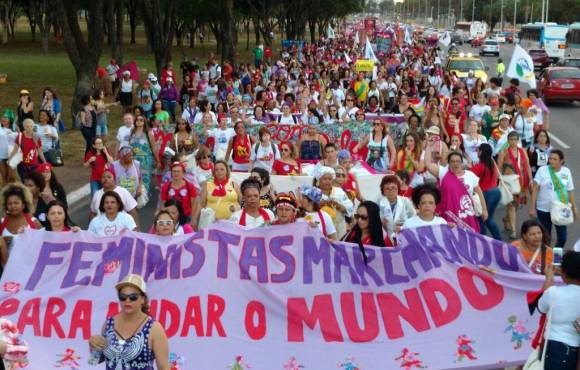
[66,183,90,206]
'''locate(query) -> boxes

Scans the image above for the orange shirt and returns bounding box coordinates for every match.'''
[511,241,553,274]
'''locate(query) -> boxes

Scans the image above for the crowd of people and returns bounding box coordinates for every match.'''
[0,22,579,370]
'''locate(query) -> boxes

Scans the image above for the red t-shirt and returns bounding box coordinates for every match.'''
[471,163,498,192]
[84,151,109,181]
[18,133,41,165]
[160,180,197,217]
[232,135,251,164]
[272,160,300,175]
[444,111,466,137]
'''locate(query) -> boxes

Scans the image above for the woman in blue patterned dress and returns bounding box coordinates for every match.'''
[88,274,169,370]
[129,115,159,193]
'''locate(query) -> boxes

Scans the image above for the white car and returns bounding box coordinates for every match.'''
[480,39,500,57]
[493,33,506,43]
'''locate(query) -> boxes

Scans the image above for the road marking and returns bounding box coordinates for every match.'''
[548,132,571,149]
[67,183,90,206]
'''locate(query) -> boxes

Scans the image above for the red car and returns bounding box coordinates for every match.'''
[538,67,580,104]
[470,37,483,47]
[529,49,550,70]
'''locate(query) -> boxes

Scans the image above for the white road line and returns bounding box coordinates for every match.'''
[66,183,90,206]
[548,132,571,149]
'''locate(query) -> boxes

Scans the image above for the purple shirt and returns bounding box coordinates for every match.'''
[159,85,178,101]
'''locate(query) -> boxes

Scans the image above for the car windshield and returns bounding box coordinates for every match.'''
[563,60,580,68]
[448,60,485,71]
[551,70,580,79]
[485,40,498,45]
[529,50,546,56]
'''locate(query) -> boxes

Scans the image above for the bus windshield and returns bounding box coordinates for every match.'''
[448,60,485,72]
[544,26,568,40]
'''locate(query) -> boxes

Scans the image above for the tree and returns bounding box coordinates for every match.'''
[52,0,109,120]
[125,0,138,44]
[32,0,52,53]
[140,0,177,75]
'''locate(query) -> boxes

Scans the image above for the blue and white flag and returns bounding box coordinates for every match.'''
[327,25,336,39]
[507,45,537,89]
[364,37,378,63]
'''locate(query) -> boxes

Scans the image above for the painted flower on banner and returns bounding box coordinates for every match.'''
[54,348,81,369]
[338,356,360,370]
[504,315,533,349]
[168,352,185,370]
[3,281,20,294]
[394,348,427,369]
[228,355,251,370]
[104,260,121,274]
[283,356,304,369]
[455,334,478,362]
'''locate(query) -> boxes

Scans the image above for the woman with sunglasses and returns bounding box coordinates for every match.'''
[153,210,176,236]
[272,142,301,176]
[353,119,396,173]
[194,145,213,183]
[162,199,194,234]
[344,201,387,247]
[89,274,170,370]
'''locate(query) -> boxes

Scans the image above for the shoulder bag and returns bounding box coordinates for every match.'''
[7,134,22,169]
[523,289,555,370]
[548,166,573,226]
[494,161,513,206]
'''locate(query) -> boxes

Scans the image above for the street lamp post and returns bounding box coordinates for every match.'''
[546,0,549,23]
[448,0,452,29]
[472,0,475,23]
[513,0,517,35]
[460,0,464,21]
[438,0,441,29]
[500,0,504,32]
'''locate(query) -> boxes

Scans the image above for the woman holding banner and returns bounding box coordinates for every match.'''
[344,200,386,248]
[88,274,169,370]
[402,183,447,229]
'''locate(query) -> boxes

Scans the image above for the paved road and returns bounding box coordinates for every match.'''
[70,43,580,248]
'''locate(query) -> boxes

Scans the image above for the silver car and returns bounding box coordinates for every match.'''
[480,39,500,57]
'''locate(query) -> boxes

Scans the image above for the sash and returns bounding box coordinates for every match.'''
[548,165,569,204]
[437,171,480,232]
[239,208,271,226]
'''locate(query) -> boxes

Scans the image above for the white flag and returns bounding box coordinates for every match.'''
[364,37,378,63]
[439,31,451,46]
[354,31,360,46]
[404,28,413,45]
[344,52,351,64]
[507,45,537,89]
[327,25,335,39]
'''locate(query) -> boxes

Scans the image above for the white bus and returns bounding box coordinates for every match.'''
[520,23,569,61]
[565,23,580,58]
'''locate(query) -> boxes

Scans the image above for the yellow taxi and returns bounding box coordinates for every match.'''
[446,53,489,82]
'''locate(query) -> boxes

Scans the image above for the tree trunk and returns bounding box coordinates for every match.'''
[245,18,250,51]
[253,18,260,46]
[308,19,315,43]
[110,0,123,64]
[126,0,138,44]
[221,0,235,65]
[53,0,108,121]
[140,0,178,76]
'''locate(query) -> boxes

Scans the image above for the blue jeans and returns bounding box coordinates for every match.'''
[537,210,568,248]
[479,187,502,240]
[544,340,578,370]
[162,100,176,122]
[90,180,102,197]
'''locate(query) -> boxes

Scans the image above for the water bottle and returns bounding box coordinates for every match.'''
[88,348,103,365]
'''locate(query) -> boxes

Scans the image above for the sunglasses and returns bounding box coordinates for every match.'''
[354,214,369,221]
[335,173,346,177]
[156,220,173,226]
[281,148,290,152]
[118,293,141,302]
[346,99,354,102]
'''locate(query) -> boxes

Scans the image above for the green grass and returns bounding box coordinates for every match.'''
[0,19,263,167]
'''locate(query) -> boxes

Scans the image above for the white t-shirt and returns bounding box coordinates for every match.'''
[534,165,575,212]
[538,285,580,347]
[116,125,133,147]
[402,215,447,229]
[208,127,235,160]
[34,124,58,151]
[461,134,487,165]
[88,211,136,236]
[298,210,337,236]
[250,142,280,172]
[90,186,138,215]
[438,166,480,195]
[229,209,275,228]
[469,104,491,123]
[278,114,297,125]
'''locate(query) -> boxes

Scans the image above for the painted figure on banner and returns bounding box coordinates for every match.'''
[338,355,360,370]
[228,355,251,370]
[454,334,478,362]
[283,356,304,370]
[395,348,427,369]
[54,348,81,369]
[503,315,533,349]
